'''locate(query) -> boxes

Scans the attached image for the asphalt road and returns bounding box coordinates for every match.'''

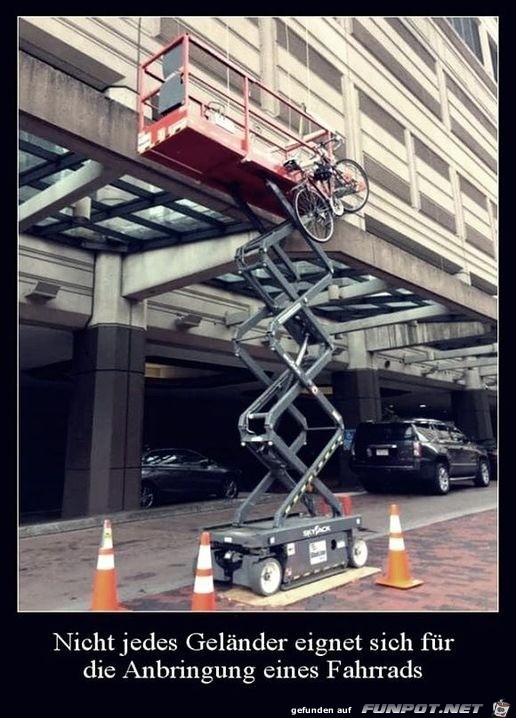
[18,481,497,612]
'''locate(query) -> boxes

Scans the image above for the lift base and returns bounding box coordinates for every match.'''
[207,513,367,595]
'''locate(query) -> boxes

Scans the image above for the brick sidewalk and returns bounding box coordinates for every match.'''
[124,509,497,612]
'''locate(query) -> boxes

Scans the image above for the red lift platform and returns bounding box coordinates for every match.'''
[138,33,336,217]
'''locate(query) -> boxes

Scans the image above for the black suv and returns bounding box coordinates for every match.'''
[349,418,490,495]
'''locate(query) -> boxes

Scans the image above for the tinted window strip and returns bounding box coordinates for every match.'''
[384,18,436,70]
[351,19,441,119]
[419,193,457,233]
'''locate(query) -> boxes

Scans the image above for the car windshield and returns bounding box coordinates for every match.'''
[356,423,415,441]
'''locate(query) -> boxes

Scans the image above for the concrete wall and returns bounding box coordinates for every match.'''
[19,16,497,296]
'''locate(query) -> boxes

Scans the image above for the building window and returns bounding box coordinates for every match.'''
[489,37,498,80]
[447,17,483,63]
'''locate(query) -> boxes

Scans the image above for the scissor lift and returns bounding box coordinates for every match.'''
[206,184,367,596]
[138,35,367,596]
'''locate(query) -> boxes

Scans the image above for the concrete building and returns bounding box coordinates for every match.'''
[18,16,497,519]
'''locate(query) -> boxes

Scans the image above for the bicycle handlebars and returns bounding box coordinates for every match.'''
[315,134,343,153]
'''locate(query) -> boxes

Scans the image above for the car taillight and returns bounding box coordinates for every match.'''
[413,440,422,457]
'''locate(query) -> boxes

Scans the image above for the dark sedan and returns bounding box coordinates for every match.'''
[140,448,241,508]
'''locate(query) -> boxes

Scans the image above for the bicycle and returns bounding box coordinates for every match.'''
[283,135,369,243]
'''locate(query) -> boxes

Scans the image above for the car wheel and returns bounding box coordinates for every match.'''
[249,557,283,596]
[348,538,368,568]
[140,482,157,509]
[219,479,239,499]
[430,462,450,495]
[473,459,490,487]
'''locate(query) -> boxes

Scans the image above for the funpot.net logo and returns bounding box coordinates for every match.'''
[362,706,483,714]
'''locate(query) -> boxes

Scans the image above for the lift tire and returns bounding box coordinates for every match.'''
[249,557,283,596]
[348,538,368,568]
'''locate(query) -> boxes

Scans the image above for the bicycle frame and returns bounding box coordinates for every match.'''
[284,136,369,242]
[287,142,341,206]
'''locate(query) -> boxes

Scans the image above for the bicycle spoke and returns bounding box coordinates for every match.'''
[294,187,334,242]
[333,160,369,213]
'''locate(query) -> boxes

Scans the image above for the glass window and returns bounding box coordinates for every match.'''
[447,18,483,63]
[450,429,465,442]
[133,206,203,232]
[19,150,46,173]
[414,424,436,441]
[175,198,233,224]
[177,450,205,464]
[356,423,415,442]
[19,131,69,155]
[435,424,452,440]
[119,175,163,193]
[96,217,169,240]
[143,451,179,465]
[18,185,39,203]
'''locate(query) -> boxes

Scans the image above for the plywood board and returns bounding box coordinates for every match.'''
[223,566,380,607]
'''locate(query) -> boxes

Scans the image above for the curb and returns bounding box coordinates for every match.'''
[19,490,366,538]
[18,494,279,538]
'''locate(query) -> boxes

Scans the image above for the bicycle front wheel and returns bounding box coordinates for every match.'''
[294,186,334,242]
[332,159,369,213]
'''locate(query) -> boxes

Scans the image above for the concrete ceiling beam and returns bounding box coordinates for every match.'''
[364,321,492,352]
[330,304,449,335]
[19,161,120,232]
[314,278,391,305]
[403,342,498,363]
[459,357,498,369]
[122,230,257,299]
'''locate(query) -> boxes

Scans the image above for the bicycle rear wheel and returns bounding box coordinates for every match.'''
[294,186,334,242]
[332,159,369,213]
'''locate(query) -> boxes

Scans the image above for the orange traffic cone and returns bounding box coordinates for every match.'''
[318,494,352,516]
[375,504,423,590]
[192,531,216,611]
[340,494,353,516]
[317,496,328,515]
[90,519,123,611]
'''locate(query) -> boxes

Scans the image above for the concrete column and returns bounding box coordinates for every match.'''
[331,369,382,489]
[258,17,279,116]
[332,368,382,427]
[449,166,471,285]
[330,331,382,487]
[341,73,365,231]
[62,253,146,518]
[435,59,451,132]
[451,368,493,441]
